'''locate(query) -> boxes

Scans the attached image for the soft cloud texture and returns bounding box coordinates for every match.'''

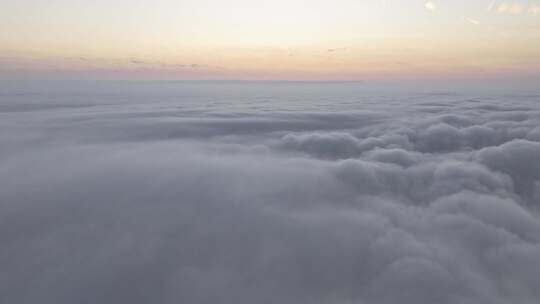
[1,81,540,304]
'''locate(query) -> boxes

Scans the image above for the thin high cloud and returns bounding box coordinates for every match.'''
[1,82,540,303]
[493,2,540,15]
[0,56,209,71]
[424,1,437,12]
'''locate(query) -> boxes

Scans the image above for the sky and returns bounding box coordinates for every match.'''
[1,0,540,80]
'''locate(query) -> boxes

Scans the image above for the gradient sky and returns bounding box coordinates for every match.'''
[1,0,540,80]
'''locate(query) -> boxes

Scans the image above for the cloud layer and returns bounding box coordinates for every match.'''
[1,81,540,304]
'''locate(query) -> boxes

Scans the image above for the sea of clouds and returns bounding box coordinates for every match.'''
[1,81,540,304]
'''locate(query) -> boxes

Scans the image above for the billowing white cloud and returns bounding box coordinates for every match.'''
[0,81,540,303]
